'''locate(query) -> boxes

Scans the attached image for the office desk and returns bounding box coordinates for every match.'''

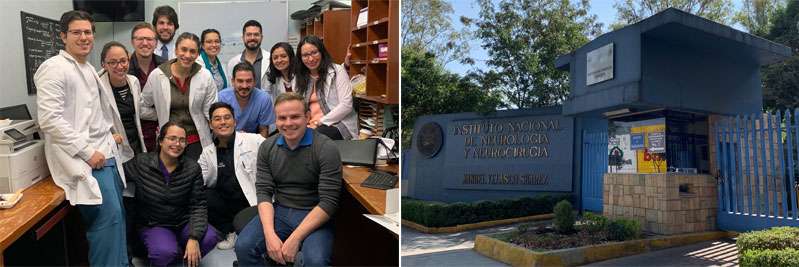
[342,164,399,215]
[0,178,86,267]
[0,178,63,265]
[332,164,399,266]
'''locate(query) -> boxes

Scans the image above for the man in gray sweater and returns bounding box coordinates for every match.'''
[235,92,342,266]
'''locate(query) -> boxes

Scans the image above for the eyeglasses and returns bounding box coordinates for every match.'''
[105,59,129,67]
[211,114,233,122]
[164,136,187,145]
[133,36,156,42]
[301,50,320,59]
[67,30,94,37]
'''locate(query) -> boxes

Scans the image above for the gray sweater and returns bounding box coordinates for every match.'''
[256,130,342,216]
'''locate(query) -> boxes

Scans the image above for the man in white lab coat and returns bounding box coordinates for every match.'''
[227,20,269,89]
[35,10,131,266]
[198,102,264,250]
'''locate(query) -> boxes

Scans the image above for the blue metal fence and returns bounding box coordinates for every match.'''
[716,110,799,231]
[582,131,608,212]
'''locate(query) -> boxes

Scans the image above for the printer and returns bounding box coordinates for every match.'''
[0,120,48,194]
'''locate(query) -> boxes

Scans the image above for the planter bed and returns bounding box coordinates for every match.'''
[474,230,734,266]
[402,213,554,234]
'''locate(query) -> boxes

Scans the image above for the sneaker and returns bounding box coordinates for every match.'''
[217,232,237,250]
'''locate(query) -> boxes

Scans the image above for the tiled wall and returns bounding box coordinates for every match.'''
[603,173,717,235]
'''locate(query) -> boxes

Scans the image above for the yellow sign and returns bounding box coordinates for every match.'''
[631,124,667,173]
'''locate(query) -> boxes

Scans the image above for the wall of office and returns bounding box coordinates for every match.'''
[1,0,322,117]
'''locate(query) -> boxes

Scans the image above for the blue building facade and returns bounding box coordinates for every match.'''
[404,8,791,214]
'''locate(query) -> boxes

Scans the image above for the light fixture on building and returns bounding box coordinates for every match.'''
[602,108,631,117]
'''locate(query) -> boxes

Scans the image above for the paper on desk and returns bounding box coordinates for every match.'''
[364,213,399,235]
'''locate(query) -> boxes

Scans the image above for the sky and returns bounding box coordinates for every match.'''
[444,0,742,75]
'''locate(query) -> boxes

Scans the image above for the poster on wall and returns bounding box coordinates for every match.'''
[648,131,665,153]
[608,134,637,173]
[632,124,667,173]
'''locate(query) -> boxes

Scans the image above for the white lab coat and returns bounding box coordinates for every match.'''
[300,64,358,139]
[99,71,146,154]
[139,64,218,149]
[36,50,130,205]
[227,49,269,86]
[262,74,296,105]
[197,132,265,206]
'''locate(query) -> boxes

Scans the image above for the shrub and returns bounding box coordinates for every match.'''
[607,218,641,241]
[737,227,799,252]
[401,195,572,227]
[553,200,575,233]
[740,248,799,267]
[581,212,608,233]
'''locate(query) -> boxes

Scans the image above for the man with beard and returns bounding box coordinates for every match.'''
[219,62,275,137]
[227,20,269,89]
[152,5,178,60]
[128,22,164,152]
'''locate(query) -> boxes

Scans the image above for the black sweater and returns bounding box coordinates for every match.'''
[124,152,208,240]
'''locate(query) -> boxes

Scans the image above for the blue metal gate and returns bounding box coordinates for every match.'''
[582,131,608,212]
[716,110,799,232]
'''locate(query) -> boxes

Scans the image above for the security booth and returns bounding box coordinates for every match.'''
[555,8,791,234]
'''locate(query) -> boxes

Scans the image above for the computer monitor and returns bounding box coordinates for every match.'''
[334,138,378,167]
[0,104,32,120]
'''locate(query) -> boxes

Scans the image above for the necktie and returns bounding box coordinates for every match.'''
[161,45,168,59]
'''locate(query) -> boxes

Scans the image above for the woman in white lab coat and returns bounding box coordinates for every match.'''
[140,32,217,160]
[262,42,296,103]
[295,36,358,140]
[99,41,146,156]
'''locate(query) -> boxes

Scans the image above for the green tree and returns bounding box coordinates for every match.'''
[401,0,470,65]
[612,0,734,30]
[761,1,799,111]
[466,0,601,109]
[735,0,785,37]
[401,49,501,148]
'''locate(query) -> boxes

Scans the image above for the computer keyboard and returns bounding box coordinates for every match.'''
[362,170,398,190]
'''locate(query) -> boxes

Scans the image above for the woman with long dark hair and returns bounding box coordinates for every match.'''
[262,42,296,101]
[295,36,358,140]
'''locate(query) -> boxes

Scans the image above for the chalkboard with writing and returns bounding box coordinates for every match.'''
[21,11,64,95]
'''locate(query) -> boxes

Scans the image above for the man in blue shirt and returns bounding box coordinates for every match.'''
[218,62,275,137]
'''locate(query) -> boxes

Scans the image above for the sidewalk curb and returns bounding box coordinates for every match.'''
[474,231,737,266]
[402,213,554,234]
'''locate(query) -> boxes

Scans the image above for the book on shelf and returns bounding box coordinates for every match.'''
[377,43,388,59]
[356,7,368,28]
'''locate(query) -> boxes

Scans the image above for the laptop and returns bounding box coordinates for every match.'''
[334,138,378,167]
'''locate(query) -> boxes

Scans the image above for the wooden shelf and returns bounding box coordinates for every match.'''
[356,94,396,105]
[350,0,398,138]
[299,9,351,63]
[368,39,388,45]
[370,17,389,26]
[352,41,369,48]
